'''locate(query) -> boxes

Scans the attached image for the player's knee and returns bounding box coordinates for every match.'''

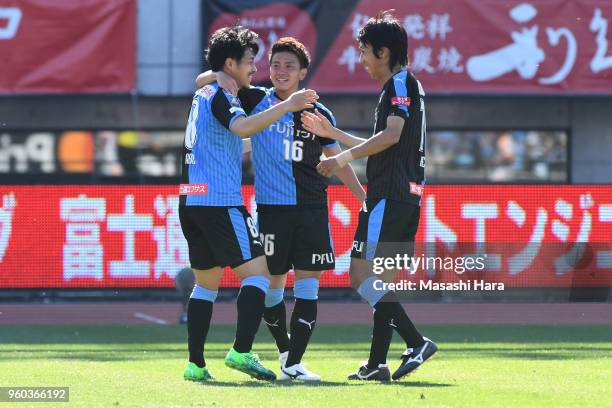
[190,284,218,303]
[268,274,286,289]
[294,277,319,300]
[295,269,321,280]
[241,275,270,294]
[349,274,361,290]
[234,256,270,279]
[265,287,285,307]
[349,267,368,290]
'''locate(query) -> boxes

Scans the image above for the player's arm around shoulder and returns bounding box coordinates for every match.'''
[230,88,318,138]
[209,87,249,136]
[196,70,268,114]
[196,70,229,91]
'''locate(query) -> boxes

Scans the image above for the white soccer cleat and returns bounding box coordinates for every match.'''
[279,362,321,381]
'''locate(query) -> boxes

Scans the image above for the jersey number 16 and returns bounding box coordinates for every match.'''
[283,139,303,162]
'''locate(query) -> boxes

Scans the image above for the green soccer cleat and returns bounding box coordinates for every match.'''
[183,362,214,382]
[224,348,276,381]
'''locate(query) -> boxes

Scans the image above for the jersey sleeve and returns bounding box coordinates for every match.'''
[237,86,267,115]
[314,103,339,147]
[211,89,247,130]
[387,76,410,121]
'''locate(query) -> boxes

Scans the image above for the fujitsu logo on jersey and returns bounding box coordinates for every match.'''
[391,96,411,107]
[295,129,316,141]
[269,121,293,137]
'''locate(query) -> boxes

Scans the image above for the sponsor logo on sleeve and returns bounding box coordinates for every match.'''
[198,85,215,98]
[391,96,411,107]
[409,182,424,196]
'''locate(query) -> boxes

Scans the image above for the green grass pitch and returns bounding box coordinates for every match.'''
[0,324,610,408]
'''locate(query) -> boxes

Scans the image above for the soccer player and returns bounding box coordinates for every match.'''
[180,26,318,382]
[301,11,437,381]
[196,37,365,381]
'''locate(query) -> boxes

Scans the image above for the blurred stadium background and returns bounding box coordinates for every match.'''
[1,0,611,309]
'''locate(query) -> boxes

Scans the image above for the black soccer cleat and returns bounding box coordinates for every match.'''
[347,364,391,381]
[392,337,437,380]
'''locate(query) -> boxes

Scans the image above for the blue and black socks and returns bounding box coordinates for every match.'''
[356,276,425,368]
[232,275,270,353]
[286,278,319,367]
[263,288,290,353]
[187,285,218,368]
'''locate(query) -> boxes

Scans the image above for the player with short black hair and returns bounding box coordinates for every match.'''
[196,36,365,381]
[205,25,260,72]
[355,11,408,71]
[302,11,437,381]
[180,26,319,382]
[270,36,311,68]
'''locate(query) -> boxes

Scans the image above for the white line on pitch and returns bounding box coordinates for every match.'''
[134,312,169,325]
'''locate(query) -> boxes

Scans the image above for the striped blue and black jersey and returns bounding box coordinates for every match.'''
[180,83,247,207]
[367,69,426,205]
[238,87,338,206]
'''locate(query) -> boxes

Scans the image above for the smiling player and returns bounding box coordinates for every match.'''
[196,37,365,381]
[180,26,319,383]
[302,11,437,381]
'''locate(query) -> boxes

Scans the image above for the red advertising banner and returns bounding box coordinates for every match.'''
[0,0,135,94]
[308,0,612,94]
[202,0,612,94]
[205,1,319,85]
[0,185,610,288]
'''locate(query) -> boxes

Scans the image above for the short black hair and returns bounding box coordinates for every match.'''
[269,37,311,69]
[357,10,408,70]
[205,26,259,71]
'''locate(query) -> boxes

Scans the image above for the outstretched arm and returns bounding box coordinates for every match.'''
[302,110,367,148]
[323,144,365,202]
[316,116,404,177]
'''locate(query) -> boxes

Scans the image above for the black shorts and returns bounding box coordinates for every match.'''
[351,198,420,261]
[257,205,335,275]
[179,205,264,270]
